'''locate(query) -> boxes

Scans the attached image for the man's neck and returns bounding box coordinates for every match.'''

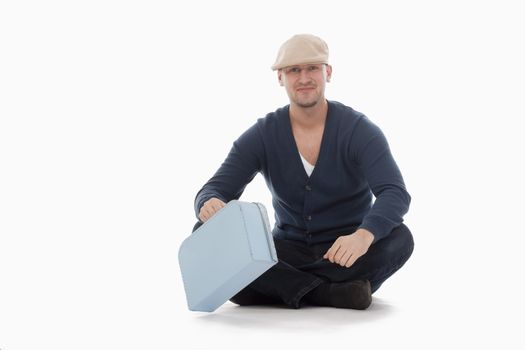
[289,99,328,129]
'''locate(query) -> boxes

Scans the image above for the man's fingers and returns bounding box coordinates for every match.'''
[330,246,341,263]
[206,207,216,217]
[199,211,209,222]
[199,207,213,222]
[211,202,224,212]
[325,244,340,263]
[204,199,226,215]
[323,247,332,260]
[339,250,352,267]
[200,201,227,222]
[345,254,359,268]
[333,246,347,264]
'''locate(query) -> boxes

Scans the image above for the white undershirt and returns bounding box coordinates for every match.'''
[299,153,315,177]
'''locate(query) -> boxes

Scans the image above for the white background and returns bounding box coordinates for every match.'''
[1,1,524,349]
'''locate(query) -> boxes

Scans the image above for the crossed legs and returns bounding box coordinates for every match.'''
[229,224,414,309]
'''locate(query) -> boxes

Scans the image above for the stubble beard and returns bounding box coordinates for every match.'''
[294,91,321,108]
[296,100,318,108]
[283,76,325,109]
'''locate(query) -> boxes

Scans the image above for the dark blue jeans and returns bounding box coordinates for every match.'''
[192,222,414,309]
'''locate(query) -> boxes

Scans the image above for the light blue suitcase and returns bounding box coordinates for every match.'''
[178,200,278,312]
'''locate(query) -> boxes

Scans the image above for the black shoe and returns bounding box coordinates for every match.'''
[304,280,372,310]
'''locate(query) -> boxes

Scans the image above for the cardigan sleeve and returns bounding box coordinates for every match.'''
[350,116,411,242]
[194,123,265,221]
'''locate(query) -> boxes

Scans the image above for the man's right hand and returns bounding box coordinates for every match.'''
[198,198,226,222]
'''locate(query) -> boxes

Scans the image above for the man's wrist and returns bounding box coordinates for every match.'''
[355,228,375,243]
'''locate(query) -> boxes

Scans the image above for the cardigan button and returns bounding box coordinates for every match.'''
[305,215,312,221]
[305,185,312,191]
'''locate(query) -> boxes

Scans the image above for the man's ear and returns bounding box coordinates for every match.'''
[326,64,333,82]
[278,70,284,86]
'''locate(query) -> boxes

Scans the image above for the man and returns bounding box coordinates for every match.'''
[193,34,414,310]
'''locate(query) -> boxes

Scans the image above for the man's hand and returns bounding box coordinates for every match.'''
[198,197,226,222]
[323,228,375,268]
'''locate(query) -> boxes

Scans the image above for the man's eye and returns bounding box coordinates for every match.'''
[290,68,301,73]
[309,66,319,71]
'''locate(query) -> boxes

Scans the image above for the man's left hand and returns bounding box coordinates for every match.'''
[323,228,375,268]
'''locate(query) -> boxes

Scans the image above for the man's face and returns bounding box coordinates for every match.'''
[278,63,332,108]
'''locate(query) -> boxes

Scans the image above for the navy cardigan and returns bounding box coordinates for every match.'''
[194,100,411,244]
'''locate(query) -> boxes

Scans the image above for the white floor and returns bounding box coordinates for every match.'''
[174,285,521,350]
[179,291,522,349]
[1,182,524,350]
[2,221,522,350]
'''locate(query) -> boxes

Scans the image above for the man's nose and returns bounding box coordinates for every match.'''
[298,69,312,83]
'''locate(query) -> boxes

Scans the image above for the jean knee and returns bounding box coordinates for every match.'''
[380,223,414,260]
[395,223,414,260]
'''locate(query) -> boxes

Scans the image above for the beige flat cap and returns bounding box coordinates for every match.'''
[271,34,329,71]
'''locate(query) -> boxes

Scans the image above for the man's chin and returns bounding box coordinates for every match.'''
[295,99,318,108]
